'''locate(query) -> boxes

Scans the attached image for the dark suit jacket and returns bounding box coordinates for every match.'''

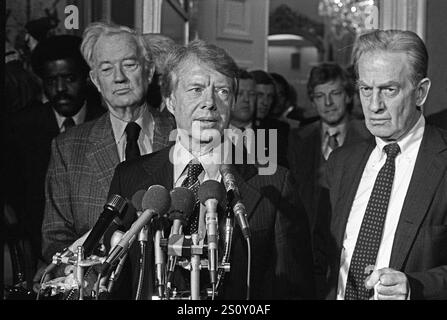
[319,124,447,300]
[4,101,105,264]
[426,109,447,130]
[106,145,315,300]
[255,118,290,168]
[41,108,174,262]
[287,119,371,235]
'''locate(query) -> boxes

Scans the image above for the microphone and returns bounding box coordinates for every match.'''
[220,164,251,239]
[131,189,146,213]
[82,194,128,256]
[166,187,195,292]
[101,185,171,275]
[198,180,226,285]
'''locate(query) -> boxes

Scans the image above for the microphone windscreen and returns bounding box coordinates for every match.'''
[131,189,146,211]
[198,180,226,205]
[142,185,171,216]
[169,187,195,222]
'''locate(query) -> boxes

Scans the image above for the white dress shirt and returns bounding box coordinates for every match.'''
[110,104,155,162]
[337,115,425,300]
[53,103,87,133]
[321,120,348,160]
[172,136,223,240]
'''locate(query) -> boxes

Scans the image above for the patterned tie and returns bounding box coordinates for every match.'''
[345,143,401,300]
[181,160,204,234]
[63,117,75,131]
[328,132,339,150]
[125,122,141,161]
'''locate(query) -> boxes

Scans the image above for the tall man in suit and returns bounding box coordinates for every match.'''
[106,40,314,299]
[5,35,105,285]
[320,30,447,300]
[288,63,371,238]
[37,23,174,285]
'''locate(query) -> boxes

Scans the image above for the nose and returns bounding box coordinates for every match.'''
[56,77,67,93]
[369,89,385,113]
[324,94,333,106]
[113,65,127,83]
[202,88,216,110]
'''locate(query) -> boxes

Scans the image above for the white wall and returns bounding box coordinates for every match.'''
[196,0,269,70]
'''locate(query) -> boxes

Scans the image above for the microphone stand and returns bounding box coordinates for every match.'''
[76,246,85,300]
[154,223,166,299]
[135,224,149,300]
[190,233,201,300]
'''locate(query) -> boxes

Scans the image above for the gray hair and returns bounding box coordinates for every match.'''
[160,39,239,98]
[352,29,428,86]
[142,33,178,75]
[80,22,152,70]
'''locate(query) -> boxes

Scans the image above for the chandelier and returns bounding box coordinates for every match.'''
[318,0,377,37]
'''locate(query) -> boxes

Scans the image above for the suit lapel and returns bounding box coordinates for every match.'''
[86,113,120,194]
[234,163,262,221]
[390,126,447,269]
[151,108,175,152]
[141,146,174,190]
[332,141,375,249]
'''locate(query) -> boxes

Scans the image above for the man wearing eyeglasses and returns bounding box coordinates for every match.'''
[287,63,371,253]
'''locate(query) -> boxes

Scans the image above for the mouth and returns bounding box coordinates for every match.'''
[114,88,131,95]
[194,118,218,128]
[56,99,72,105]
[370,118,390,125]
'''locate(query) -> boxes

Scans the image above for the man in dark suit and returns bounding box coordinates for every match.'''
[318,30,447,300]
[426,109,447,130]
[4,35,105,285]
[106,40,314,300]
[250,70,290,167]
[288,63,371,239]
[36,23,174,290]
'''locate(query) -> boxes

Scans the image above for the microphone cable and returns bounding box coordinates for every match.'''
[245,237,251,300]
[36,269,48,300]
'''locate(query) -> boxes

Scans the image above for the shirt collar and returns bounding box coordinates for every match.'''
[110,103,154,144]
[321,118,348,139]
[375,114,425,160]
[53,102,87,131]
[173,135,223,184]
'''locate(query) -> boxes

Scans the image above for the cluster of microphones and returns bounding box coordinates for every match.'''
[41,164,251,300]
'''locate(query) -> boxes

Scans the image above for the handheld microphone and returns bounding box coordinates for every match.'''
[198,180,226,285]
[220,164,251,239]
[101,185,171,275]
[131,189,146,213]
[82,194,128,256]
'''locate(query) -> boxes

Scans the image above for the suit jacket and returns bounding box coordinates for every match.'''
[320,124,447,300]
[426,109,447,130]
[41,108,174,262]
[106,145,315,300]
[287,119,371,235]
[5,101,105,263]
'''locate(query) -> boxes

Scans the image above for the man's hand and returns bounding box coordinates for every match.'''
[365,267,409,300]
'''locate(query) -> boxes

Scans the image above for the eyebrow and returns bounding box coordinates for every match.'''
[357,80,400,87]
[98,55,139,65]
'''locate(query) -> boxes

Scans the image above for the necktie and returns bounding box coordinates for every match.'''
[125,122,141,161]
[63,117,75,131]
[345,143,401,300]
[328,132,339,150]
[181,160,204,234]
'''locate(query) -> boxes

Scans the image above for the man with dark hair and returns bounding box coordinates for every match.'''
[4,35,105,287]
[105,40,314,300]
[249,69,290,167]
[287,62,371,246]
[320,29,447,300]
